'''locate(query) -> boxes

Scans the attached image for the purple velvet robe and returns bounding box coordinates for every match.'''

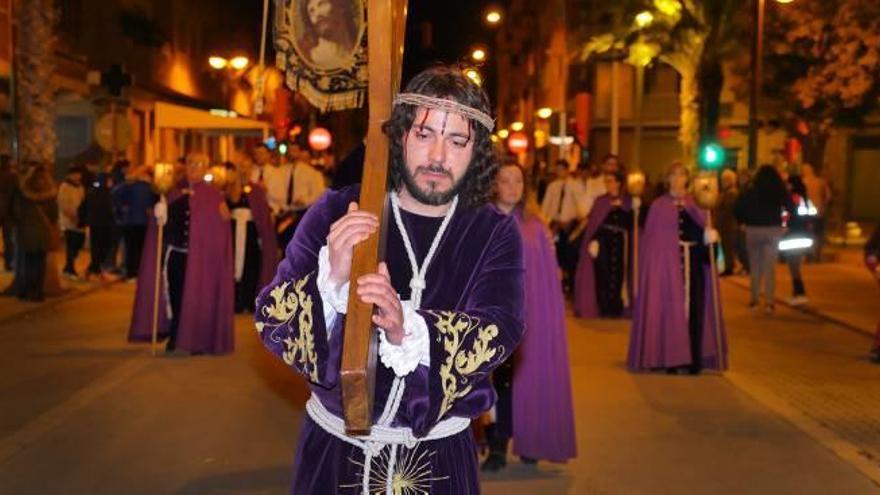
[627,194,727,371]
[254,186,524,494]
[129,182,235,354]
[573,195,633,318]
[511,211,577,462]
[246,183,279,288]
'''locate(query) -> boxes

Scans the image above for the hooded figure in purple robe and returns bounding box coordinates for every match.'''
[480,162,576,472]
[254,66,524,494]
[129,156,235,355]
[574,171,635,319]
[225,161,278,313]
[627,162,727,374]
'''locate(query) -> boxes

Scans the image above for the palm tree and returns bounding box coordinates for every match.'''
[579,0,743,167]
[14,0,57,168]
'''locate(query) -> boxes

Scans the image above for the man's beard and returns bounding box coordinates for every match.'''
[400,163,468,206]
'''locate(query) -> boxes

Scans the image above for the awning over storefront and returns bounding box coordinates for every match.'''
[153,101,269,134]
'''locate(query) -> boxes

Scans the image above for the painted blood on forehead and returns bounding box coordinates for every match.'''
[415,107,474,139]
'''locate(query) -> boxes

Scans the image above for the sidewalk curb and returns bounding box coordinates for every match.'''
[722,277,874,339]
[727,371,880,488]
[0,280,120,329]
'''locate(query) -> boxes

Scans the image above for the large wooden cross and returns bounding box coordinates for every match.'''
[340,0,409,435]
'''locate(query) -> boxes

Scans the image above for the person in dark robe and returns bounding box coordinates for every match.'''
[865,228,880,363]
[224,161,278,313]
[254,66,524,494]
[128,154,234,355]
[627,161,727,375]
[480,162,576,472]
[573,170,635,318]
[12,164,59,302]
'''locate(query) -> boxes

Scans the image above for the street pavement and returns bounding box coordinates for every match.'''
[0,248,879,494]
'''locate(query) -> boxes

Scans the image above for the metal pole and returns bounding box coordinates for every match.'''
[632,64,645,170]
[150,195,165,356]
[706,210,725,371]
[748,0,765,170]
[610,59,620,155]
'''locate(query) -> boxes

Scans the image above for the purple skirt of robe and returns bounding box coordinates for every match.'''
[511,212,577,462]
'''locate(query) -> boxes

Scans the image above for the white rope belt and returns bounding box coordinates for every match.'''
[162,245,188,320]
[679,241,696,319]
[305,395,470,495]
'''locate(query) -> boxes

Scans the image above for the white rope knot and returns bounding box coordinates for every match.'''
[409,277,426,294]
[364,441,384,457]
[402,431,418,450]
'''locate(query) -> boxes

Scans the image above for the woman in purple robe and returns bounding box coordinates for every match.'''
[481,162,576,471]
[627,162,727,375]
[574,171,635,318]
[129,155,235,355]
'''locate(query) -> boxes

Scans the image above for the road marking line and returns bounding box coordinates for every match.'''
[0,357,148,465]
[727,371,880,488]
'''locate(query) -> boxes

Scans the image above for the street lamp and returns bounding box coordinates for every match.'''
[463,68,482,86]
[634,11,654,29]
[209,54,251,110]
[471,47,487,63]
[209,56,228,70]
[749,0,796,169]
[485,7,502,26]
[510,121,524,132]
[498,129,510,139]
[536,107,553,119]
[230,56,250,70]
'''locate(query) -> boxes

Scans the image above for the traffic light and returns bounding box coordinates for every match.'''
[699,142,725,169]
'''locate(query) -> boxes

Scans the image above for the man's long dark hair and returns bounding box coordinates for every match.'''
[382,65,498,208]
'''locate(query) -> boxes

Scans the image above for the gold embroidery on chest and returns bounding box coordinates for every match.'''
[430,311,503,421]
[257,274,318,381]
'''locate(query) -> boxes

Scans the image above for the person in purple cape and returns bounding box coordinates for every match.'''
[128,154,235,355]
[573,170,635,318]
[627,161,727,375]
[224,160,278,313]
[254,66,524,494]
[480,162,576,472]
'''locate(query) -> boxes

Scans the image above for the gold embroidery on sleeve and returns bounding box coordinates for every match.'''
[257,274,319,381]
[430,311,503,421]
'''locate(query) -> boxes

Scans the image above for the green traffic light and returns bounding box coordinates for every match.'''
[700,143,725,169]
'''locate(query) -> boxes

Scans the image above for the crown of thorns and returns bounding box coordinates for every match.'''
[393,93,495,132]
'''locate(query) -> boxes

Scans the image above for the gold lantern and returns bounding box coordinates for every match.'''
[152,162,176,195]
[627,170,647,197]
[693,171,720,210]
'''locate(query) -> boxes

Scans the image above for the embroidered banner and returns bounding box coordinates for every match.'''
[275,0,367,111]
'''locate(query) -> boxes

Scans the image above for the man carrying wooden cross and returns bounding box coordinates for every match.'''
[255,65,524,494]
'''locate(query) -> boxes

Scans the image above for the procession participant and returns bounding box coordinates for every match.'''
[225,161,278,313]
[129,154,234,355]
[627,161,727,375]
[254,65,524,494]
[573,170,635,318]
[540,159,587,292]
[481,162,576,472]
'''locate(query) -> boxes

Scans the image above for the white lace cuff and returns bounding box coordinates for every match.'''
[317,245,349,337]
[378,301,430,377]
